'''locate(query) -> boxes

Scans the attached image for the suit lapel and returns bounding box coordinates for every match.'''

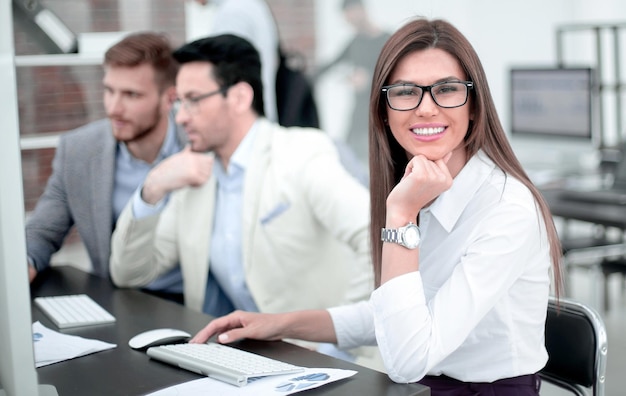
[181,173,216,307]
[242,120,272,271]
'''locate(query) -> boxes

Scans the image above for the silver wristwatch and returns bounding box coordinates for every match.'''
[381,222,421,249]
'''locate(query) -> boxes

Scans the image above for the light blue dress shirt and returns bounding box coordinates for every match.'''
[207,123,260,314]
[115,115,183,293]
[132,121,261,313]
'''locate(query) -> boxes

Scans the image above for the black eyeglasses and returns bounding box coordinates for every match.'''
[175,86,229,113]
[382,81,474,111]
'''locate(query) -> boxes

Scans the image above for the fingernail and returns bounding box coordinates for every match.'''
[218,333,229,342]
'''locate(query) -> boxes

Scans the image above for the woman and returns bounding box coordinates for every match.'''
[191,18,562,395]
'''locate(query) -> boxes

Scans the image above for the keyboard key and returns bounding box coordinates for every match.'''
[35,294,116,329]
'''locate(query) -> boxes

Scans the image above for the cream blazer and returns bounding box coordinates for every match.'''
[110,119,373,314]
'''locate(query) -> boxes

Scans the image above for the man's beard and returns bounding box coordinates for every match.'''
[112,106,163,143]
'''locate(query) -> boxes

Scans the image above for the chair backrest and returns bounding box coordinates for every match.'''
[540,296,608,396]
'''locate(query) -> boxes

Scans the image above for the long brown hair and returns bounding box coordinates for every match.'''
[368,18,562,296]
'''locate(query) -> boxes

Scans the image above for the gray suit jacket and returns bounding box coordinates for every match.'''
[26,118,185,278]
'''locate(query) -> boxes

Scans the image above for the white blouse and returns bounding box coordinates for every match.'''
[329,150,551,383]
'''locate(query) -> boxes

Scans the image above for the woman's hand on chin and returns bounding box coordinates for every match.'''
[386,152,453,221]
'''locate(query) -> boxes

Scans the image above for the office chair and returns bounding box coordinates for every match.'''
[540,296,607,396]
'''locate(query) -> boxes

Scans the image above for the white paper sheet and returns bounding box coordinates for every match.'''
[147,367,357,396]
[32,321,116,367]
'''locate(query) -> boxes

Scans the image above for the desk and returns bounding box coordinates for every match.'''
[31,266,429,396]
[541,188,626,230]
[541,187,626,310]
[541,187,626,260]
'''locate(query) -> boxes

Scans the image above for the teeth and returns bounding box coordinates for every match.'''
[411,127,445,135]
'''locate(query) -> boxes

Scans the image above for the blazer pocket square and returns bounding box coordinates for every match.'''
[260,202,290,225]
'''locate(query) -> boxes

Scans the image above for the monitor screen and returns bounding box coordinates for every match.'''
[509,67,596,139]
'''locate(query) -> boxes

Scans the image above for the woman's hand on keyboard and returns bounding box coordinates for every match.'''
[190,310,284,344]
[190,309,337,345]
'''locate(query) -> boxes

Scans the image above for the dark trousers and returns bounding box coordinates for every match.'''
[418,374,541,396]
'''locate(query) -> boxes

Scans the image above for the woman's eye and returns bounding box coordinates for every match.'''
[396,88,419,96]
[435,84,459,94]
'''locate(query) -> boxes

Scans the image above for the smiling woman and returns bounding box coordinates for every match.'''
[189,17,563,396]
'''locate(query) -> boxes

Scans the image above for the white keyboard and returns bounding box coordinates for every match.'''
[34,294,116,329]
[147,342,304,387]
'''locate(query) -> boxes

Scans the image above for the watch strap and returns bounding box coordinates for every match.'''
[380,227,400,244]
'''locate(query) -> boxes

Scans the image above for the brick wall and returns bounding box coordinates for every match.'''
[15,0,316,213]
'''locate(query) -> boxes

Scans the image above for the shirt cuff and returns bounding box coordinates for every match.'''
[132,186,169,219]
[328,300,376,349]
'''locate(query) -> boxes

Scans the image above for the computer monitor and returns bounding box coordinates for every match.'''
[509,67,596,140]
[0,2,57,395]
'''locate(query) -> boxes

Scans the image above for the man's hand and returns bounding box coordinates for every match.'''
[28,264,37,283]
[141,146,214,204]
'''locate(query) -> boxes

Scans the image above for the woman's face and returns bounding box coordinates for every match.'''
[385,48,472,171]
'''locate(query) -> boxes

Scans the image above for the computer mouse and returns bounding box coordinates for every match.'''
[128,328,191,350]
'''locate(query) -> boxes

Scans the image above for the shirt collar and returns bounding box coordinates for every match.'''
[117,114,180,165]
[215,120,259,176]
[427,150,497,232]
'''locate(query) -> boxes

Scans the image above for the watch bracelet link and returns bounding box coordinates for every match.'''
[380,227,400,243]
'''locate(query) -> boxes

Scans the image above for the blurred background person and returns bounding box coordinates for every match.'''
[192,0,279,123]
[313,0,390,168]
[26,32,186,304]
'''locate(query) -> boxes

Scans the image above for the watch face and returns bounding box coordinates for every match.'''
[403,225,420,248]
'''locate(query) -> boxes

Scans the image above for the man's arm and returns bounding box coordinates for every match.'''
[109,148,213,286]
[109,199,175,287]
[25,136,75,280]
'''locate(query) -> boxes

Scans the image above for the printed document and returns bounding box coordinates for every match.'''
[146,367,357,395]
[32,321,116,367]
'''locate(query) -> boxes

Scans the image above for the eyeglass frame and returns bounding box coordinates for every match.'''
[174,85,230,113]
[381,80,474,111]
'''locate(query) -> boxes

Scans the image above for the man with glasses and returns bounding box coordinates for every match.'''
[26,32,186,303]
[110,34,378,367]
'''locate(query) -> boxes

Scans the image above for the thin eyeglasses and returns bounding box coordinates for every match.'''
[174,86,229,113]
[382,81,474,111]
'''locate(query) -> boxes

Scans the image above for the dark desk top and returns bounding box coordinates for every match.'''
[31,266,429,396]
[541,188,626,229]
